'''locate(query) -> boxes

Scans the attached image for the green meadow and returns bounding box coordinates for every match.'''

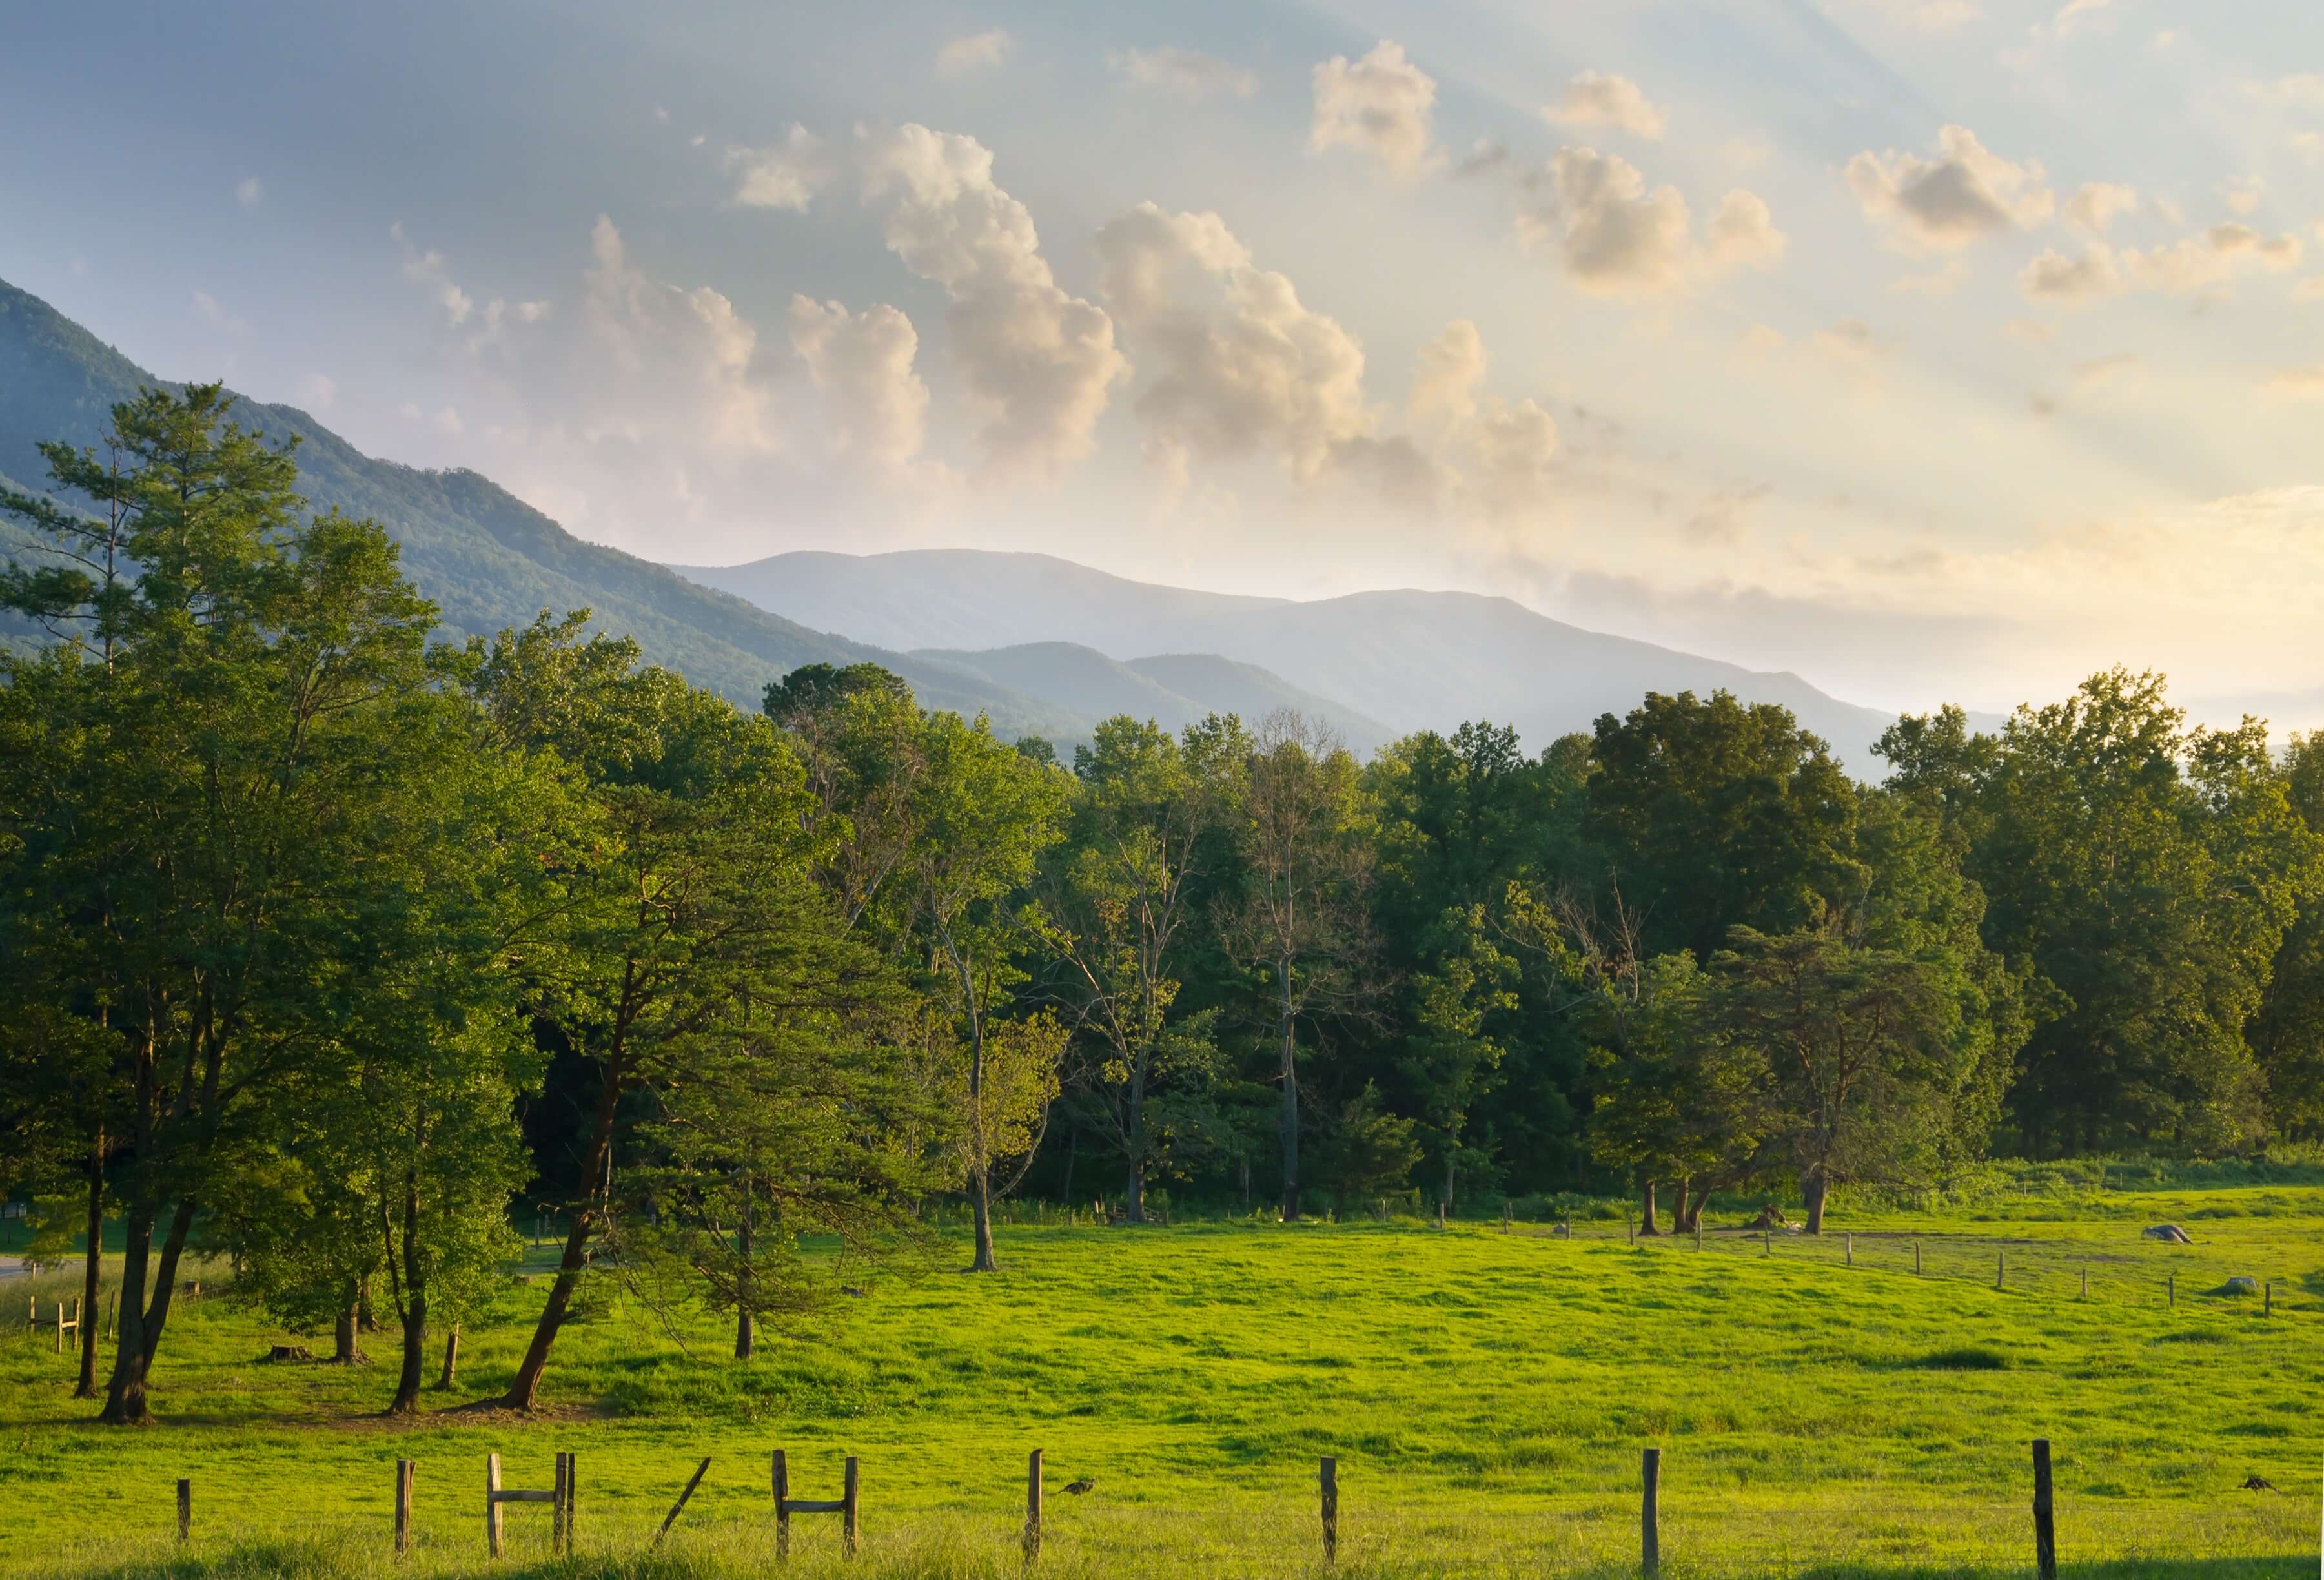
[3,1185,2320,1580]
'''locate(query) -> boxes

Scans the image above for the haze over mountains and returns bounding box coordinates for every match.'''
[7,271,1952,770]
[677,550,1917,769]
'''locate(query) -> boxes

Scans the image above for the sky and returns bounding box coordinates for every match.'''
[3,0,2323,718]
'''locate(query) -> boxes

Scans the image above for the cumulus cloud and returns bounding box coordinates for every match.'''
[1310,41,1440,180]
[935,29,1012,77]
[729,126,834,212]
[1409,320,1485,424]
[1462,396,1561,524]
[2021,225,2305,303]
[2221,178,2265,217]
[1517,149,1785,295]
[1541,72,1667,140]
[858,124,1127,480]
[2064,181,2139,233]
[1846,126,2054,251]
[1108,46,1257,101]
[2267,367,2324,398]
[582,215,778,456]
[393,223,475,325]
[235,176,263,208]
[2245,74,2324,108]
[786,297,930,472]
[1094,202,1372,486]
[296,373,336,411]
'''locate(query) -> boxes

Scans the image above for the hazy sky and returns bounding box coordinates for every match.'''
[5,1,2322,715]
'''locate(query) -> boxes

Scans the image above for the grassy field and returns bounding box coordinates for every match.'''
[2,1183,2320,1579]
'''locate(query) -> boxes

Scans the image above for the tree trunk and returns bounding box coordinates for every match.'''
[970,1167,998,1271]
[387,1176,425,1414]
[1671,1178,1692,1237]
[735,1206,755,1359]
[1278,959,1301,1222]
[333,1299,362,1364]
[1639,1175,1660,1236]
[99,1197,154,1424]
[1124,1051,1149,1226]
[1802,1168,1829,1235]
[1443,1150,1456,1210]
[1060,1127,1078,1207]
[437,1326,460,1391]
[498,1052,626,1411]
[74,1129,104,1399]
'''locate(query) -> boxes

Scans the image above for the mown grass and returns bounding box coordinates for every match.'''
[2,1186,2319,1578]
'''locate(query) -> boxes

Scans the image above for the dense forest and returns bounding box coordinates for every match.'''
[6,387,2324,1426]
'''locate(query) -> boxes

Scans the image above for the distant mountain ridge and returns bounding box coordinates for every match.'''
[0,277,1084,736]
[675,549,1910,770]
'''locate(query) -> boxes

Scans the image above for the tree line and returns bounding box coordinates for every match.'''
[5,388,2321,1424]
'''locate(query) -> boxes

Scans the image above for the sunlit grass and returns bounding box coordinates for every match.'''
[3,1185,2321,1577]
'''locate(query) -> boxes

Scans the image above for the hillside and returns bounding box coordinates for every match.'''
[0,278,1078,736]
[677,549,1908,770]
[911,642,1392,754]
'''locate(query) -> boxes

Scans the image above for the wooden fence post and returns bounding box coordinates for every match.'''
[843,1455,860,1557]
[2031,1439,2056,1580]
[485,1453,503,1558]
[1846,1233,1853,1267]
[773,1450,790,1559]
[396,1459,414,1556]
[1915,1240,1922,1276]
[2167,1273,2174,1308]
[1997,1250,2006,1290]
[1320,1455,1338,1565]
[555,1452,572,1554]
[177,1478,191,1544]
[1693,1217,1702,1251]
[654,1457,712,1548]
[2080,1269,2088,1301]
[1438,1201,1447,1229]
[1763,1227,1771,1256]
[1023,1449,1042,1563]
[1640,1448,1661,1579]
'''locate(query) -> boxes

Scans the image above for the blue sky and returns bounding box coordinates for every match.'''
[4,0,2322,715]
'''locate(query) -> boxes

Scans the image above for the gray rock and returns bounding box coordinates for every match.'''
[2215,1276,2260,1297]
[2141,1224,2194,1244]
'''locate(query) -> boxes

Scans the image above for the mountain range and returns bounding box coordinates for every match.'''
[5,272,1932,770]
[675,550,1915,768]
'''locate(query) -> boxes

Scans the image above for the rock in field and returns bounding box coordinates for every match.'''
[2141,1224,2194,1243]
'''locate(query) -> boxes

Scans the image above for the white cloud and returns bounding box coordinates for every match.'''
[1094,201,1372,486]
[729,126,834,212]
[1108,46,1257,101]
[1541,72,1667,141]
[296,373,336,411]
[1518,149,1785,295]
[1462,396,1562,524]
[2073,352,2141,388]
[1409,320,1485,424]
[1857,0,1981,28]
[1814,319,1885,360]
[786,296,930,472]
[2019,225,2305,304]
[192,289,247,333]
[2221,178,2265,218]
[582,214,777,456]
[392,223,475,326]
[858,124,1127,480]
[434,407,464,436]
[1310,41,1440,180]
[235,176,263,208]
[2267,367,2324,398]
[2245,74,2324,109]
[935,29,1012,77]
[1846,126,2054,252]
[2049,0,2115,39]
[2064,181,2138,233]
